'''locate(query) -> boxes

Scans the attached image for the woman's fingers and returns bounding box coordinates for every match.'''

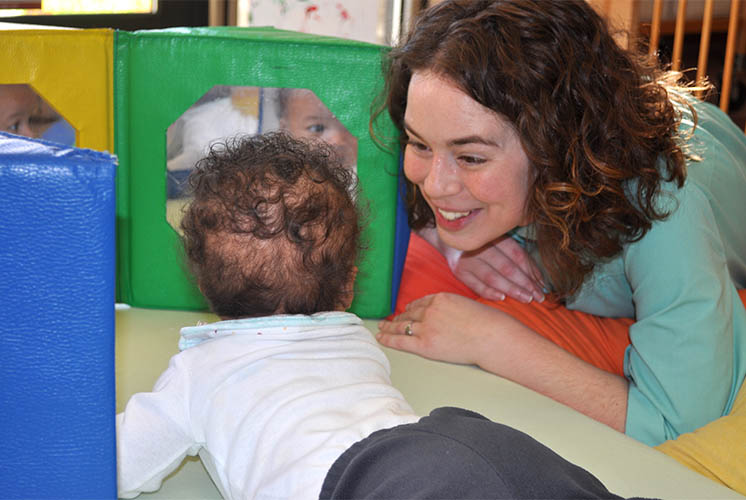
[376,293,497,366]
[492,236,546,298]
[453,242,544,303]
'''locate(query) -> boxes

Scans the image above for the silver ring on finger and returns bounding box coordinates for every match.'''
[404,322,414,336]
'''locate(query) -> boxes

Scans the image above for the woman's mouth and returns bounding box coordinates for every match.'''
[438,208,470,220]
[434,207,478,230]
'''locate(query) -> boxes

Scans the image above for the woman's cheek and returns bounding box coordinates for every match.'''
[403,149,428,184]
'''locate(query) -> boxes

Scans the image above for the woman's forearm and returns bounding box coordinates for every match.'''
[473,313,628,433]
[379,293,628,432]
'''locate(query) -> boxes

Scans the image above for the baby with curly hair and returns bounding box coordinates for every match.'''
[116,131,648,500]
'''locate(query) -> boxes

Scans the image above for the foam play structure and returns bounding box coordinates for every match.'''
[0,133,118,499]
[0,25,114,152]
[114,27,406,317]
[1,23,407,319]
[0,23,405,498]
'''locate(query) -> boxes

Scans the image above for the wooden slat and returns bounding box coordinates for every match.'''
[695,0,715,97]
[226,0,238,26]
[648,0,664,56]
[720,0,742,112]
[672,0,688,71]
[208,0,226,26]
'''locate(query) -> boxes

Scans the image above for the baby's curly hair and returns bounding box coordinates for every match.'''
[181,131,362,318]
[375,0,700,298]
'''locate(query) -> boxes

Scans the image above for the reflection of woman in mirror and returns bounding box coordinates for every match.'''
[276,88,357,172]
[0,84,41,138]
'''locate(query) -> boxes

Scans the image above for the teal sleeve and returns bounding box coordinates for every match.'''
[622,181,738,446]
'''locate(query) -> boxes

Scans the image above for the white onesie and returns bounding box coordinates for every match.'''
[116,312,418,500]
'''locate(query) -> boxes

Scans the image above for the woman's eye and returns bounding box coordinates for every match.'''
[8,121,20,133]
[459,155,486,165]
[406,140,429,153]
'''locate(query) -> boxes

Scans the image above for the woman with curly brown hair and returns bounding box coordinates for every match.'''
[375,0,746,456]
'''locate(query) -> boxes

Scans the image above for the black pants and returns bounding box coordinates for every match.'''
[320,407,653,500]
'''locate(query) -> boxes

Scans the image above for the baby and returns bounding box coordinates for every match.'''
[0,84,41,138]
[117,131,645,500]
[275,87,358,172]
[0,84,73,144]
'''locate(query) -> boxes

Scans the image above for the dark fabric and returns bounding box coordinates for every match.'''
[320,407,653,500]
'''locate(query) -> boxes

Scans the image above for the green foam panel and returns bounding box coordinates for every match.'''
[114,27,401,318]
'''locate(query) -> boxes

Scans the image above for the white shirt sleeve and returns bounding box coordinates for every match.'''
[116,354,200,498]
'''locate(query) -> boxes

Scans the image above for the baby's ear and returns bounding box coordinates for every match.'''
[338,267,358,310]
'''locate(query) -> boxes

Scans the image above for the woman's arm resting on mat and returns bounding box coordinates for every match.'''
[378,293,628,433]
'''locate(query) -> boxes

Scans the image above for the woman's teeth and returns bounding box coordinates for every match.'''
[438,208,471,221]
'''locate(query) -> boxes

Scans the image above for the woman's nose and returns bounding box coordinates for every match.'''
[423,155,460,198]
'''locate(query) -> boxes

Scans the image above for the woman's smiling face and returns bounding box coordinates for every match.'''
[403,70,533,251]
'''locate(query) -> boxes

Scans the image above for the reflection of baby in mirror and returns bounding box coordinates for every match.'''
[0,84,41,138]
[0,84,75,145]
[167,86,260,198]
[167,86,260,172]
[276,88,357,172]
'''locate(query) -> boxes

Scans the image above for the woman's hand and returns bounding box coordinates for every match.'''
[377,292,628,433]
[377,293,512,365]
[453,236,545,303]
[417,228,545,304]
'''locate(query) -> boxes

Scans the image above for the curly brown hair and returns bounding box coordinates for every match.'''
[181,131,362,318]
[373,0,698,298]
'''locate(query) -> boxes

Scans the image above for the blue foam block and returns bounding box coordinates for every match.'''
[0,132,117,499]
[391,154,410,313]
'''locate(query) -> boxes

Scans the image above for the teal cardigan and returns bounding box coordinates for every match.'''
[563,97,746,446]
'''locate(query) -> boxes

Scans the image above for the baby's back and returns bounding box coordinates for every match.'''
[179,315,418,499]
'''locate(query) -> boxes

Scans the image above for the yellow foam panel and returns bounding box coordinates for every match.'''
[0,25,114,153]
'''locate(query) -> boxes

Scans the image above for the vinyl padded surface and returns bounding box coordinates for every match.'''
[0,132,117,499]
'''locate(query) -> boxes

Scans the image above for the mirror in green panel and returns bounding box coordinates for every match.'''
[166,85,358,233]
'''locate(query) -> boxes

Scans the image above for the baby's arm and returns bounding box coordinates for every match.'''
[117,356,198,498]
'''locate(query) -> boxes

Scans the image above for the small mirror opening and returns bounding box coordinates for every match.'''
[0,84,76,146]
[166,85,358,233]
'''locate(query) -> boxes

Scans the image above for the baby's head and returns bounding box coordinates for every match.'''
[0,84,41,138]
[181,131,362,319]
[275,88,358,171]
